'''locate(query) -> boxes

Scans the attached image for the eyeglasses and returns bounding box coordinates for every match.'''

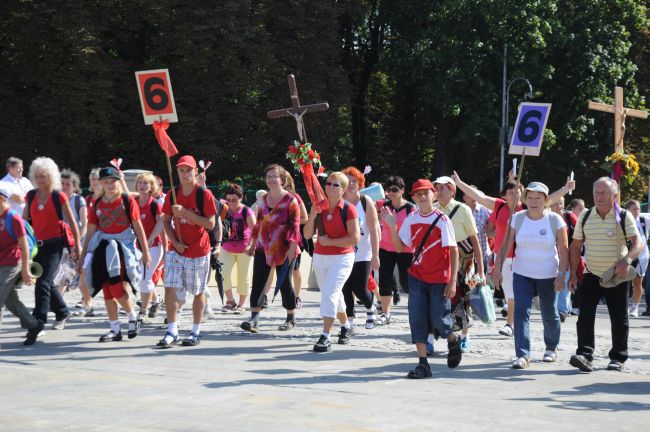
[387,186,401,193]
[326,181,342,188]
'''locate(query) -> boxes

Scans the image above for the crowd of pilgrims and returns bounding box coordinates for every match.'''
[0,154,647,378]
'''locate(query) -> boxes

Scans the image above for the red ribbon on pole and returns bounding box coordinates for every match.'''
[300,163,328,211]
[153,120,179,157]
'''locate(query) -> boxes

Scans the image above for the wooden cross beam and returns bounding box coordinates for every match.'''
[588,86,648,153]
[267,74,329,143]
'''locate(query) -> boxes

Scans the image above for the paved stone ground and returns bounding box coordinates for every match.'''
[1,278,649,431]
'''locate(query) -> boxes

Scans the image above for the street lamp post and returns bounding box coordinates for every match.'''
[499,74,533,190]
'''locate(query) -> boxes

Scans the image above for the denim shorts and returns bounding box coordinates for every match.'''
[407,274,453,344]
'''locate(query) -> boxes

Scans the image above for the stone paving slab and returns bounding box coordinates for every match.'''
[1,284,649,431]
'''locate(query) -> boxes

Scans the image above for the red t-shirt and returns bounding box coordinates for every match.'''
[314,199,358,255]
[398,209,457,284]
[138,196,162,247]
[163,185,217,258]
[489,198,524,259]
[88,196,140,234]
[0,209,26,266]
[29,191,68,241]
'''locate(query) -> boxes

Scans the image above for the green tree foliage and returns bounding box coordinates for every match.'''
[0,0,647,203]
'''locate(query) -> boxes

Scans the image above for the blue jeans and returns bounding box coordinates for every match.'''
[557,272,572,314]
[513,273,560,359]
[407,275,452,344]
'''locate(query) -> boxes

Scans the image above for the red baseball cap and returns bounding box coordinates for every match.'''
[410,179,435,195]
[176,155,197,169]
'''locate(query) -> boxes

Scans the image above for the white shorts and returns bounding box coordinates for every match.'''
[502,257,514,300]
[140,245,163,294]
[163,250,210,302]
[313,253,355,318]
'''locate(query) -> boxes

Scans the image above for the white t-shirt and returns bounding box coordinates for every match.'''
[511,211,566,279]
[0,173,33,215]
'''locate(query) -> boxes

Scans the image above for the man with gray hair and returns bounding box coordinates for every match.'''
[0,157,34,215]
[568,177,642,372]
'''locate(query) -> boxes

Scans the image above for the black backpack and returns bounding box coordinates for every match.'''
[193,186,227,248]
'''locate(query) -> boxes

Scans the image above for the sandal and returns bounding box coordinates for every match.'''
[221,301,236,313]
[278,320,296,331]
[498,324,513,337]
[512,357,529,369]
[377,314,391,325]
[407,363,432,379]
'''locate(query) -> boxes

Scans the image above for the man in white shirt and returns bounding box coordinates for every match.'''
[0,157,34,214]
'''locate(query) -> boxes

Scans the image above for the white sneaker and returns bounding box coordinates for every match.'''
[629,306,639,318]
[542,350,557,362]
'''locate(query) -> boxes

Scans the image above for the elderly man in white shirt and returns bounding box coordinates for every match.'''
[0,157,34,214]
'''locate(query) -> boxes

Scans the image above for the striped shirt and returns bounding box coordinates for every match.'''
[471,203,491,257]
[573,206,639,277]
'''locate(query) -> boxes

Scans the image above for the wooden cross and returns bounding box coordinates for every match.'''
[267,74,329,143]
[588,86,648,154]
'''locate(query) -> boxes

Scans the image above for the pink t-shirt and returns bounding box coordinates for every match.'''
[489,198,524,258]
[378,200,416,253]
[223,205,253,254]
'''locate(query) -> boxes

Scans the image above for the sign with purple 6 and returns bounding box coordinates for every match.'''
[508,102,552,156]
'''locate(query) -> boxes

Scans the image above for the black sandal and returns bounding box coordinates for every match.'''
[407,364,432,379]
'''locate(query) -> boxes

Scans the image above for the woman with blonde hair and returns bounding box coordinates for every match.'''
[304,171,360,352]
[135,172,165,320]
[25,157,81,331]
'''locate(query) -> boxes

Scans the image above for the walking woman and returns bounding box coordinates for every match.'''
[493,182,568,369]
[624,200,649,317]
[341,166,379,332]
[79,167,151,341]
[135,172,165,321]
[304,172,360,352]
[25,157,80,330]
[281,171,309,308]
[58,169,88,296]
[240,164,301,333]
[377,176,416,324]
[221,183,256,314]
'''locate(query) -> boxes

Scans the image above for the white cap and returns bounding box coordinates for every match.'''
[434,176,456,187]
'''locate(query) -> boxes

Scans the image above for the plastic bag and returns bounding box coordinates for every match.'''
[53,253,79,289]
[469,284,497,325]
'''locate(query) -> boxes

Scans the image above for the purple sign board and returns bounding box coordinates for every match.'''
[509,102,552,156]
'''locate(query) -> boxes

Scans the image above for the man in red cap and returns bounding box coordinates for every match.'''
[157,155,217,348]
[381,179,463,378]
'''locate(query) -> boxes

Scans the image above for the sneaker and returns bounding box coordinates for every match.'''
[278,320,296,331]
[629,306,639,318]
[75,301,84,309]
[512,357,529,369]
[182,332,201,346]
[221,301,236,313]
[542,350,557,362]
[52,315,69,330]
[426,340,435,356]
[233,305,245,315]
[24,321,45,346]
[338,327,351,345]
[377,314,391,325]
[407,363,432,379]
[569,354,593,372]
[240,318,260,333]
[498,324,513,337]
[148,301,161,318]
[460,337,470,353]
[99,330,123,342]
[365,318,376,330]
[571,308,580,316]
[127,320,140,339]
[447,335,463,369]
[606,360,624,371]
[313,335,331,352]
[393,291,401,306]
[296,297,303,309]
[156,332,179,348]
[72,306,94,318]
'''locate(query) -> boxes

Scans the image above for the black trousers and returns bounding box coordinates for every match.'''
[250,250,296,310]
[378,248,412,295]
[33,238,68,323]
[576,273,629,363]
[342,261,373,318]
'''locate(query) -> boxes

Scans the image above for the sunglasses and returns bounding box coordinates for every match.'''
[386,186,401,193]
[326,181,342,188]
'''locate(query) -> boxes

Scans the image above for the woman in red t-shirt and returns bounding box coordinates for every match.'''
[25,157,80,330]
[80,167,151,342]
[135,172,164,320]
[304,171,360,352]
